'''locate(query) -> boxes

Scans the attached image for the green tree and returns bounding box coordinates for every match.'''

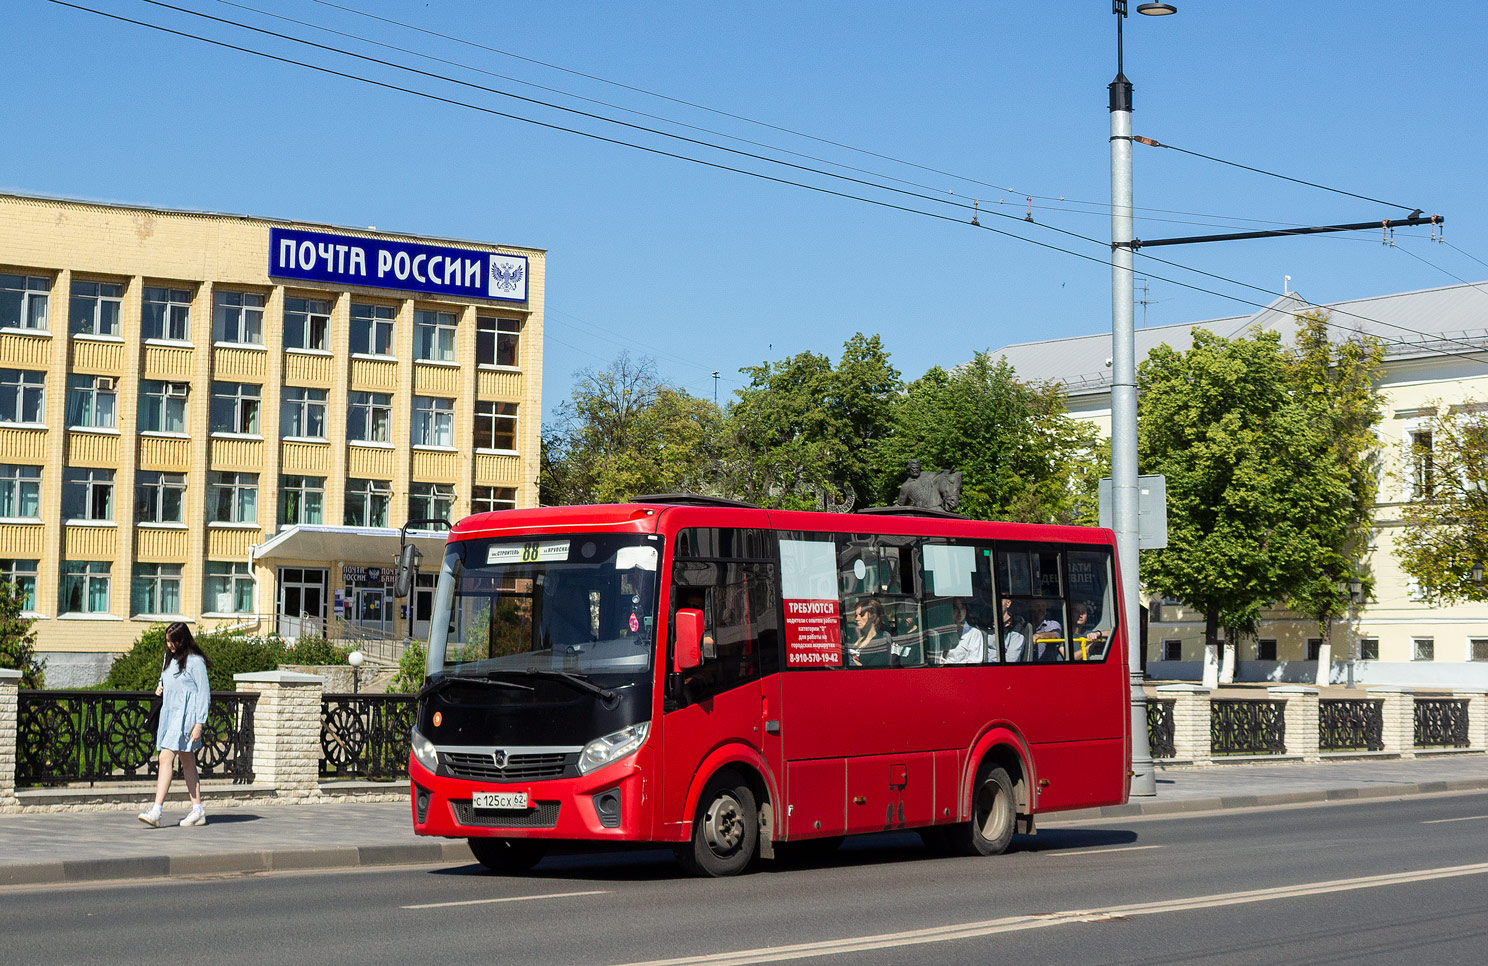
[1283,311,1386,641]
[541,353,724,505]
[0,581,44,688]
[1396,403,1488,602]
[1138,327,1354,665]
[722,334,902,510]
[874,353,1100,522]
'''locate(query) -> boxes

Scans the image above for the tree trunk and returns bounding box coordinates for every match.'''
[1201,608,1221,688]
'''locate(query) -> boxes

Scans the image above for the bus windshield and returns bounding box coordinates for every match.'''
[425,533,660,680]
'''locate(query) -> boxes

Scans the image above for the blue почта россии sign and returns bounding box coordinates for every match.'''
[268,226,527,303]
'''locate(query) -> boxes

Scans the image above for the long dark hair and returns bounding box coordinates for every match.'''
[161,622,210,675]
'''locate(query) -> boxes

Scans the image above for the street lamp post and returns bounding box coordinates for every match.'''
[1343,580,1362,689]
[1111,0,1173,798]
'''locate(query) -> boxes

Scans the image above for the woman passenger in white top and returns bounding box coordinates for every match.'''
[942,599,988,664]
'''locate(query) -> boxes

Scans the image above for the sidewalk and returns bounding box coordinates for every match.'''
[4,755,1487,886]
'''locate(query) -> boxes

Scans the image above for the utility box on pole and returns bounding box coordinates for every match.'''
[1099,474,1168,550]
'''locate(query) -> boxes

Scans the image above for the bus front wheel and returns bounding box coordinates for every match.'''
[676,771,758,877]
[468,837,548,874]
[945,765,1016,857]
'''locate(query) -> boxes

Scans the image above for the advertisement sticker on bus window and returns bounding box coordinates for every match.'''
[780,538,843,667]
[614,545,658,571]
[487,540,571,565]
[923,544,975,597]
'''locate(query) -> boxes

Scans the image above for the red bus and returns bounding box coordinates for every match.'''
[408,496,1130,876]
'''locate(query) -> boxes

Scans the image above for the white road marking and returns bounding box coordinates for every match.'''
[1046,844,1165,857]
[403,889,609,910]
[1421,815,1488,824]
[610,861,1488,966]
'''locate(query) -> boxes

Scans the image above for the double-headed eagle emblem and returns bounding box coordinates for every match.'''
[489,259,525,294]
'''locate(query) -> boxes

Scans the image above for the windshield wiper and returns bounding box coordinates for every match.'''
[506,668,617,701]
[419,673,535,699]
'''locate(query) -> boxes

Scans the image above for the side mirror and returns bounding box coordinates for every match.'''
[673,608,704,673]
[393,543,422,598]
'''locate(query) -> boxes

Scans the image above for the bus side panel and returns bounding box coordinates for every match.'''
[785,758,846,838]
[1027,738,1126,811]
[845,752,933,833]
[933,749,962,824]
[656,682,764,838]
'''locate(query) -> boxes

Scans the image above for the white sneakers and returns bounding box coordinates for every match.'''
[137,804,207,827]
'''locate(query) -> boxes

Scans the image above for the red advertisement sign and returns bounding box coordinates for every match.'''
[784,599,842,667]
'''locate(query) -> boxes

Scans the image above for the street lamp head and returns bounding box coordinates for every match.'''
[348,650,365,668]
[1137,2,1178,14]
[1349,579,1364,601]
[1473,561,1484,586]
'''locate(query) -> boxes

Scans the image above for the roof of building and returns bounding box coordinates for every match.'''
[992,281,1488,396]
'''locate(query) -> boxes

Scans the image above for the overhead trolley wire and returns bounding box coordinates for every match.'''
[50,0,1488,369]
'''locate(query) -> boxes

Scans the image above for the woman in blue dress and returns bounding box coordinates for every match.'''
[138,622,212,828]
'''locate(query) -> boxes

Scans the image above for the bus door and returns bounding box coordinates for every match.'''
[660,522,783,839]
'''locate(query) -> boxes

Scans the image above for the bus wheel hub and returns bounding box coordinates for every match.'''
[704,796,744,853]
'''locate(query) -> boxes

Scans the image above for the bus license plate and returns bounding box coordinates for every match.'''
[472,791,529,811]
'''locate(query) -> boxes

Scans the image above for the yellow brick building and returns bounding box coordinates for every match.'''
[0,193,544,684]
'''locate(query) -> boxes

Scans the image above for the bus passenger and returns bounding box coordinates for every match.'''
[942,599,988,664]
[1028,599,1066,662]
[847,598,892,667]
[1001,597,1028,662]
[1071,600,1106,660]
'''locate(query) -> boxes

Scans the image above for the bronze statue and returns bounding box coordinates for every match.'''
[896,459,962,512]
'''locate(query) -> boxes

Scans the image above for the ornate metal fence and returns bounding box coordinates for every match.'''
[1210,699,1286,756]
[16,691,256,787]
[1415,698,1470,749]
[321,694,416,780]
[1146,699,1176,758]
[1319,699,1385,752]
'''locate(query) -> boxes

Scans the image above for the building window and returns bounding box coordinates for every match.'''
[1410,430,1434,498]
[344,478,391,528]
[413,309,457,362]
[1472,639,1488,662]
[142,286,192,341]
[347,391,392,444]
[1159,639,1181,662]
[63,467,114,522]
[0,559,39,612]
[0,464,42,519]
[65,374,118,430]
[476,316,521,367]
[69,280,122,336]
[131,563,183,616]
[471,486,516,515]
[474,401,518,451]
[135,471,186,524]
[213,291,265,345]
[281,387,327,439]
[350,303,395,356]
[409,482,454,523]
[412,395,454,447]
[138,380,189,433]
[283,296,330,351]
[0,369,46,425]
[210,381,261,435]
[280,474,324,526]
[208,471,257,524]
[205,561,254,614]
[1359,637,1380,661]
[1306,638,1323,661]
[1256,639,1277,661]
[60,560,110,614]
[0,274,50,331]
[1412,637,1434,661]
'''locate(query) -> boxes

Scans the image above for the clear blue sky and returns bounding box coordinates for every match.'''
[6,1,1486,417]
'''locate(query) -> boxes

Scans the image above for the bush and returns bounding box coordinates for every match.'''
[390,641,426,694]
[281,634,350,666]
[105,626,292,692]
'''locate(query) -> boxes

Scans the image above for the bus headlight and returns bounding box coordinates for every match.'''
[577,722,650,775]
[410,725,439,773]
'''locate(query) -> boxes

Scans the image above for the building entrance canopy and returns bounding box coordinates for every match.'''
[251,525,450,568]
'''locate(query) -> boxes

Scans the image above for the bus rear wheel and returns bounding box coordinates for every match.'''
[468,837,548,874]
[944,765,1016,857]
[676,772,758,877]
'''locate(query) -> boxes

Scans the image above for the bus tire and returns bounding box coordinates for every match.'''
[946,765,1016,857]
[676,771,758,877]
[468,837,547,874]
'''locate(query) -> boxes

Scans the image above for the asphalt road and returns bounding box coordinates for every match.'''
[5,793,1487,966]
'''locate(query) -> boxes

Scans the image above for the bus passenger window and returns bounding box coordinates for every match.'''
[1068,549,1116,661]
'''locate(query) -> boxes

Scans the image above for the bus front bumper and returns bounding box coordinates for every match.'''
[408,752,651,841]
